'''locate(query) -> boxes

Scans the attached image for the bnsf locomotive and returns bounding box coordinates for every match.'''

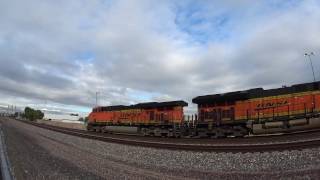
[87,101,188,137]
[88,81,320,137]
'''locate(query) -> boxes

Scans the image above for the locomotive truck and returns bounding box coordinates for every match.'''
[88,81,320,137]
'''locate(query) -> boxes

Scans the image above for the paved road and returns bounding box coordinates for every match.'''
[1,118,320,180]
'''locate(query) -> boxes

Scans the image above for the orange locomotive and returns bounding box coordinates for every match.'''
[88,81,320,138]
[87,101,188,137]
[192,81,320,137]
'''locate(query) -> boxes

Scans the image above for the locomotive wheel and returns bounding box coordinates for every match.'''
[231,126,248,137]
[95,127,102,133]
[210,128,227,138]
[141,128,148,136]
[101,127,108,133]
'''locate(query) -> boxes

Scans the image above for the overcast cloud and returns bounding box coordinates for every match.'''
[0,0,320,114]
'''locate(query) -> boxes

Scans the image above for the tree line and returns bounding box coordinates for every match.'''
[23,107,44,121]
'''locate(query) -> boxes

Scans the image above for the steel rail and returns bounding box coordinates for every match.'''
[30,120,320,139]
[19,120,320,152]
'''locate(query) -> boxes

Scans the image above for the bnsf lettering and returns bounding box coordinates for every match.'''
[256,100,288,110]
[119,112,138,119]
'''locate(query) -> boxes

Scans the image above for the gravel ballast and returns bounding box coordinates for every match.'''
[1,118,320,180]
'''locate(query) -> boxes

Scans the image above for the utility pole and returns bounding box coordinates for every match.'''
[305,52,316,82]
[305,52,317,112]
[96,92,100,107]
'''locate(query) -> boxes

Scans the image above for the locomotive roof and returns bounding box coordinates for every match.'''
[192,81,320,104]
[94,100,188,111]
[134,100,188,108]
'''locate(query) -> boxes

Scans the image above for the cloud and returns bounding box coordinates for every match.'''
[0,0,319,114]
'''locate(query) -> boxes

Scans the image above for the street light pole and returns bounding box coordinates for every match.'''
[95,92,100,107]
[305,52,316,112]
[305,52,316,82]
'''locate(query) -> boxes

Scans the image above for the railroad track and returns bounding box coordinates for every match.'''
[17,119,320,152]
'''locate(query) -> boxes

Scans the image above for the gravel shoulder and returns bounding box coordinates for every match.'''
[1,119,102,180]
[1,118,320,180]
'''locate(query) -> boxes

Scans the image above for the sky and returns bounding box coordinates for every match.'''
[0,0,320,115]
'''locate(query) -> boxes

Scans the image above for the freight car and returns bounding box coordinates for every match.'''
[87,101,188,137]
[192,81,320,138]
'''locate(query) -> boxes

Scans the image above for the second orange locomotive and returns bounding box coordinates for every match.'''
[193,81,320,137]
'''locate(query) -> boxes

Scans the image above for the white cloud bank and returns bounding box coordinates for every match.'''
[0,0,319,114]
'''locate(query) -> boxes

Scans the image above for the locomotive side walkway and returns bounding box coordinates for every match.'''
[1,118,320,180]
